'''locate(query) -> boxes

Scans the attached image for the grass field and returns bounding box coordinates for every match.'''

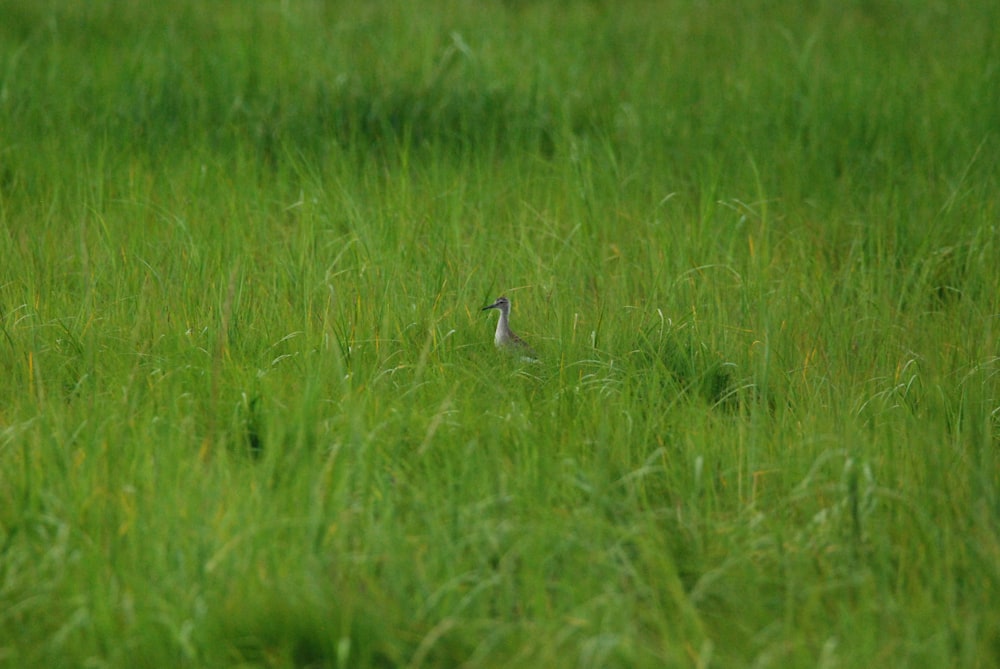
[1,1,999,667]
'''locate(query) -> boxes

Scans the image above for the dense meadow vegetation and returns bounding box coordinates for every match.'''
[1,1,998,666]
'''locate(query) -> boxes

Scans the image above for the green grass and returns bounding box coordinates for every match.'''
[1,0,999,667]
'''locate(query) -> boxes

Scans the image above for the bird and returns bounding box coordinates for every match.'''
[481,295,537,360]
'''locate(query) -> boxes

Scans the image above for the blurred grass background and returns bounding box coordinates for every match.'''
[1,1,998,667]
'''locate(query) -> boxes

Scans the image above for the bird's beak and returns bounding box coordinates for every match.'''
[482,301,499,311]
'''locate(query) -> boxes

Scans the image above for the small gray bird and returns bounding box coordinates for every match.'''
[482,296,537,359]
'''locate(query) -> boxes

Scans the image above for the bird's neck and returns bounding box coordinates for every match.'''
[494,310,511,345]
